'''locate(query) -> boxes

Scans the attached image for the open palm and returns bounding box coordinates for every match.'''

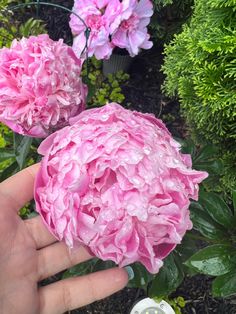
[0,164,128,314]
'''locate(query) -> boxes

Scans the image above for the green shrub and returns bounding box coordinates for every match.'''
[150,0,194,42]
[0,1,46,48]
[0,123,14,172]
[82,58,129,107]
[162,0,236,191]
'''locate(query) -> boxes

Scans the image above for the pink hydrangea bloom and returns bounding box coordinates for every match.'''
[112,0,153,56]
[70,0,122,59]
[0,34,87,138]
[35,103,208,273]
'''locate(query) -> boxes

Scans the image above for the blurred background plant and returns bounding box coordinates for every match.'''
[162,0,236,193]
[150,0,194,43]
[0,0,46,48]
[82,58,129,107]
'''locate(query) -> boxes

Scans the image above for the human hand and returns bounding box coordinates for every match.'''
[0,164,128,314]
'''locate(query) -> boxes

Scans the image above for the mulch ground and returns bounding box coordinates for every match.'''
[14,1,236,313]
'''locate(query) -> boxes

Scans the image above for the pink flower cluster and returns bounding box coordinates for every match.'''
[35,103,208,273]
[70,0,153,59]
[0,34,87,138]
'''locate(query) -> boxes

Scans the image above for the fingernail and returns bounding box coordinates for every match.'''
[124,266,134,281]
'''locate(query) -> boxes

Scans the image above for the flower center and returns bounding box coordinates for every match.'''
[120,14,139,31]
[86,14,104,30]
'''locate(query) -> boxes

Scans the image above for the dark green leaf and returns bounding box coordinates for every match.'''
[193,145,219,163]
[0,149,15,162]
[233,190,236,214]
[190,202,228,240]
[190,145,223,175]
[0,161,18,182]
[176,232,199,262]
[14,133,33,170]
[176,234,199,276]
[193,160,223,175]
[62,259,98,279]
[128,263,153,289]
[185,244,236,276]
[199,191,234,228]
[27,211,38,219]
[86,84,95,103]
[178,138,196,156]
[92,259,116,271]
[149,253,184,297]
[212,270,236,298]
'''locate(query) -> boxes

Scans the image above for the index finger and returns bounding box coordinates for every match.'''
[0,163,40,212]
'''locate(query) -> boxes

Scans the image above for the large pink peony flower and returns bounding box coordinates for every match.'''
[35,103,208,273]
[112,0,154,56]
[70,0,122,59]
[0,34,87,138]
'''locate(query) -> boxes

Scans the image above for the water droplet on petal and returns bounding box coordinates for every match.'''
[143,146,151,155]
[131,177,142,187]
[101,114,109,121]
[173,158,179,164]
[130,120,137,126]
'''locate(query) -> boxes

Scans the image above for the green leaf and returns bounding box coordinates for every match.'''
[178,138,196,156]
[193,159,223,175]
[92,259,116,271]
[233,190,236,215]
[27,211,38,219]
[14,133,33,170]
[199,191,234,228]
[176,233,199,262]
[212,270,236,298]
[128,263,153,289]
[185,244,236,276]
[0,161,18,182]
[193,145,219,163]
[62,260,98,279]
[191,145,223,175]
[190,202,228,240]
[0,149,15,162]
[149,253,184,298]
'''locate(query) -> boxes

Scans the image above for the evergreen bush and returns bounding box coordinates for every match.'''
[162,0,236,190]
[151,0,193,42]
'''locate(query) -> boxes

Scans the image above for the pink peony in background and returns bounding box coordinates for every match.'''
[70,0,153,59]
[0,34,87,138]
[35,103,208,273]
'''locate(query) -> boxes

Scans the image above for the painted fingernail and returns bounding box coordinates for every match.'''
[124,266,134,281]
